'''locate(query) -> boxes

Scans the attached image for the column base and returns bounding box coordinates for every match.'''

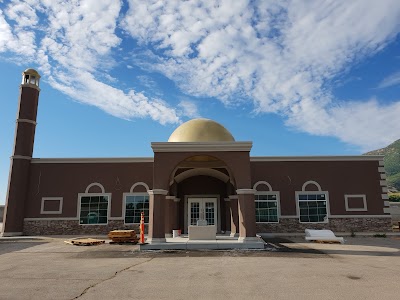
[238,236,261,243]
[165,233,173,238]
[147,237,166,244]
[1,232,23,237]
[230,232,239,237]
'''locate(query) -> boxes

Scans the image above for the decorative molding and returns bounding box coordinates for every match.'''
[85,182,105,194]
[378,167,385,173]
[382,194,389,200]
[253,181,272,191]
[40,197,63,214]
[174,168,230,183]
[31,157,154,164]
[173,198,181,203]
[236,189,256,195]
[251,155,384,162]
[228,195,238,200]
[382,187,388,193]
[378,160,385,166]
[24,217,79,221]
[11,155,31,160]
[166,196,175,200]
[301,180,322,192]
[148,189,168,195]
[383,207,391,214]
[108,217,124,221]
[384,201,390,207]
[151,141,253,152]
[380,180,387,186]
[380,173,387,179]
[224,198,230,202]
[329,215,391,218]
[17,119,37,125]
[20,83,41,91]
[344,194,367,212]
[129,182,150,193]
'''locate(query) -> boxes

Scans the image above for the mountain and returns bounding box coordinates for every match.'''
[364,139,400,192]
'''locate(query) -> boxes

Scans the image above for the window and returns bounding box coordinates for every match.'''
[255,193,279,223]
[124,194,149,224]
[297,193,328,223]
[79,195,109,225]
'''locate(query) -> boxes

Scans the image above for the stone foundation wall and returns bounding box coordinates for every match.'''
[256,217,392,233]
[23,220,147,235]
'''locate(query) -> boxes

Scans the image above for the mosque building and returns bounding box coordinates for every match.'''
[1,69,392,243]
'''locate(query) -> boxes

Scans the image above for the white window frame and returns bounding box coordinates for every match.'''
[296,191,330,224]
[123,192,150,225]
[345,194,367,212]
[40,197,63,214]
[255,192,280,223]
[77,193,111,225]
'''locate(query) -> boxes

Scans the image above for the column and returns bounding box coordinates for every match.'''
[237,189,257,242]
[147,189,168,243]
[173,198,181,232]
[224,198,231,234]
[164,196,175,237]
[229,195,239,237]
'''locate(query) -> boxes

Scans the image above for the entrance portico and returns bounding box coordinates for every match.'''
[147,119,258,245]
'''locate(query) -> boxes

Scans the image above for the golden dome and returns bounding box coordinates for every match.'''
[168,118,235,142]
[23,68,40,77]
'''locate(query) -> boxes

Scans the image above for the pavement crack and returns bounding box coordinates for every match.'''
[72,258,153,299]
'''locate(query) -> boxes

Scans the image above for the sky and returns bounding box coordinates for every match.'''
[1,0,400,204]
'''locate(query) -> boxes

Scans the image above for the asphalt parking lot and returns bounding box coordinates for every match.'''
[0,236,399,300]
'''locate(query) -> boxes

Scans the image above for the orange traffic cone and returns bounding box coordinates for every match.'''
[140,212,145,244]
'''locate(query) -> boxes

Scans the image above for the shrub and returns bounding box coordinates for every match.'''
[389,194,400,202]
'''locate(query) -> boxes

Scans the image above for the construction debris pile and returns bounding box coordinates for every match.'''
[108,230,139,244]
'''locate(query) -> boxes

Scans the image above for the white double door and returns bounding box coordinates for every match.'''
[188,198,217,226]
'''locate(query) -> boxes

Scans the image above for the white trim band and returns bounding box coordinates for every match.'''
[31,157,154,164]
[151,142,253,152]
[148,189,168,195]
[329,215,391,218]
[251,155,384,161]
[236,189,256,195]
[17,119,37,125]
[11,155,31,160]
[24,217,79,221]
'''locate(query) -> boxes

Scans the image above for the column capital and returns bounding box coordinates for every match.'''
[236,189,256,195]
[148,189,168,195]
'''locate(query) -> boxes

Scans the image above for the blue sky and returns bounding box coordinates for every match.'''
[1,0,400,204]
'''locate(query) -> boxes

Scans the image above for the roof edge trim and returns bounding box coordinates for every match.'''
[31,157,154,164]
[152,141,252,152]
[251,156,384,162]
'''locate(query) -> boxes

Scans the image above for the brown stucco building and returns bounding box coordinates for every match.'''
[1,69,392,242]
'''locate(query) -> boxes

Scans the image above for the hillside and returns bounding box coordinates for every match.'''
[364,139,400,191]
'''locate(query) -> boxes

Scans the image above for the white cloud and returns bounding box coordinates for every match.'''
[122,0,400,150]
[0,0,181,125]
[1,1,400,150]
[178,100,200,119]
[378,71,400,88]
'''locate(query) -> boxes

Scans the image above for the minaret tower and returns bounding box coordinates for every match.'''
[2,69,41,236]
